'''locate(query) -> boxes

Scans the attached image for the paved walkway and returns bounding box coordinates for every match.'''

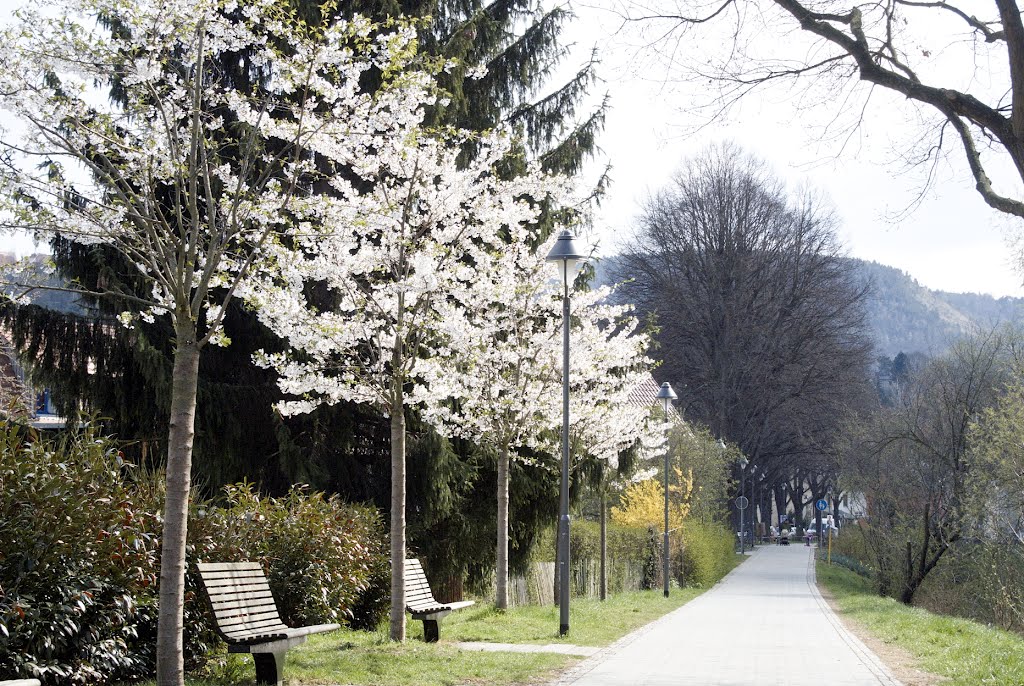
[551,545,903,686]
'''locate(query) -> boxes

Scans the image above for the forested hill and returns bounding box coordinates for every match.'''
[593,255,1024,358]
[851,260,1024,357]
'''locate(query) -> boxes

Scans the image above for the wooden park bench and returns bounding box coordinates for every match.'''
[404,558,474,642]
[196,562,340,686]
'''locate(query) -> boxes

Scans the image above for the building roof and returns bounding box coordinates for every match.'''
[628,374,662,408]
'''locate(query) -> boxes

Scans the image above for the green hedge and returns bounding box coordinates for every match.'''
[534,519,736,596]
[0,423,387,685]
[569,521,661,593]
[677,521,735,588]
[0,423,162,684]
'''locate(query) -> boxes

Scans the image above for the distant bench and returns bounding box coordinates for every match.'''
[0,680,42,686]
[196,561,339,686]
[404,558,474,642]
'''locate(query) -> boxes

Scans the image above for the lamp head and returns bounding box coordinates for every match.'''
[545,229,586,284]
[655,381,677,415]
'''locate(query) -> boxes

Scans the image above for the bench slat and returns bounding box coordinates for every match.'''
[202,575,272,590]
[217,613,286,630]
[212,604,281,621]
[214,613,283,629]
[199,568,267,579]
[406,588,434,600]
[194,565,260,573]
[208,588,276,606]
[197,564,266,576]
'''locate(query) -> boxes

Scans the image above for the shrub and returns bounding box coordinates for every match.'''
[189,482,388,627]
[827,525,874,568]
[530,521,658,596]
[678,521,734,588]
[537,519,736,595]
[914,539,1024,633]
[0,423,389,684]
[0,422,162,685]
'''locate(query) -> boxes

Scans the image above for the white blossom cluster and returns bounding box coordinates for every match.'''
[0,0,426,347]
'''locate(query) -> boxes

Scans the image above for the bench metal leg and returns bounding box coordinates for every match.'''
[422,619,440,643]
[252,649,287,686]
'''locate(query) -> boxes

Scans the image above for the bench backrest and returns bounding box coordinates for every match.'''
[404,558,441,610]
[196,561,289,643]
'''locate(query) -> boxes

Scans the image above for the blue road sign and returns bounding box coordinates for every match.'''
[815,499,828,511]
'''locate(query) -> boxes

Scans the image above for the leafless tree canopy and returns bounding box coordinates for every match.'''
[615,0,1024,219]
[841,327,1024,602]
[614,142,873,514]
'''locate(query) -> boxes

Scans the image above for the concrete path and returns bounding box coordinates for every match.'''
[552,545,903,686]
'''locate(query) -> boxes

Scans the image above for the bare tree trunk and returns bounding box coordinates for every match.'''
[600,494,607,601]
[389,333,407,641]
[496,444,510,610]
[156,333,201,686]
[389,403,406,640]
[918,503,931,581]
[902,540,915,604]
[774,484,787,527]
[901,504,950,604]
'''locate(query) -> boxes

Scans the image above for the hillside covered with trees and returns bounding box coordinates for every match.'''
[856,260,1024,357]
[597,255,1024,359]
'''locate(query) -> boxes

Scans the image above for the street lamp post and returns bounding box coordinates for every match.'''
[738,453,749,554]
[546,229,585,637]
[655,382,677,598]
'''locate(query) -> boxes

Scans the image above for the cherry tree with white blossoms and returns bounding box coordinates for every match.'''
[420,224,564,610]
[244,129,573,640]
[567,290,659,471]
[0,0,435,680]
[426,226,658,608]
[563,287,662,602]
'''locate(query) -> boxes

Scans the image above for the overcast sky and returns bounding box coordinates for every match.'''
[566,2,1024,298]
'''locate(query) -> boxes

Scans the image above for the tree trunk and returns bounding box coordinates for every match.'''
[389,403,406,640]
[496,444,510,610]
[773,484,787,527]
[902,540,914,604]
[600,494,607,601]
[156,333,201,686]
[901,504,945,605]
[389,331,407,641]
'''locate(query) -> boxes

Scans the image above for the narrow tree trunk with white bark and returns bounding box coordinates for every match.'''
[496,443,510,609]
[389,335,407,642]
[156,325,201,686]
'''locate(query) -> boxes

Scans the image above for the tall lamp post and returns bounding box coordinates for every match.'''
[656,382,677,598]
[738,453,749,554]
[546,229,585,637]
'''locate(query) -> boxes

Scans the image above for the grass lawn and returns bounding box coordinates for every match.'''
[284,585,708,685]
[817,561,1024,686]
[148,554,743,686]
[438,583,707,646]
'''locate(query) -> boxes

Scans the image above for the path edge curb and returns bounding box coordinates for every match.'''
[806,550,905,686]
